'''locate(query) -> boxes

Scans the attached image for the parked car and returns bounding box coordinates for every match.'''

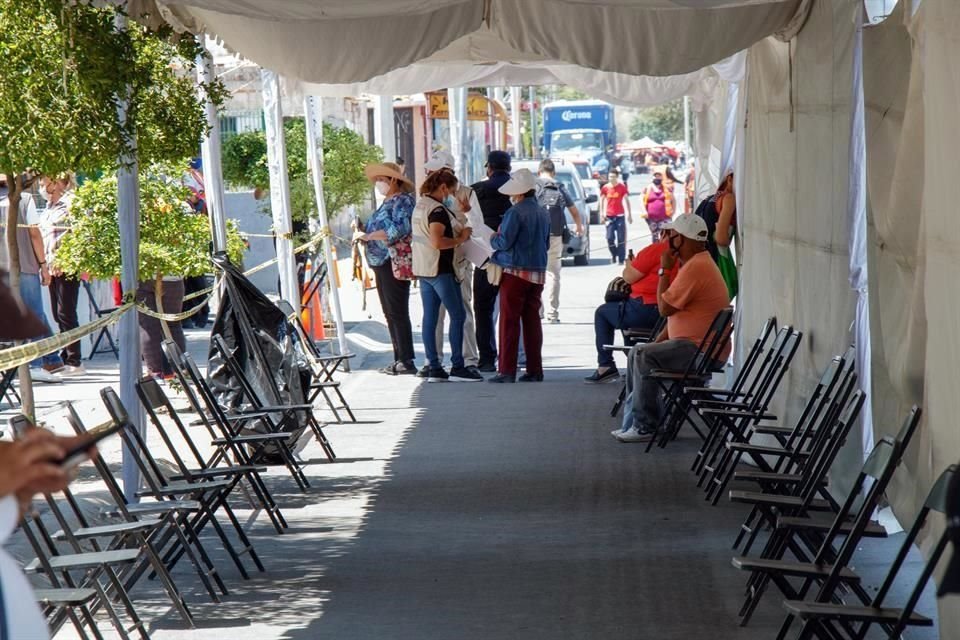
[514,160,592,266]
[570,160,601,224]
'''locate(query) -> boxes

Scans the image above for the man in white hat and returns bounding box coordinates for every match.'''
[420,150,483,377]
[487,168,551,383]
[616,213,730,442]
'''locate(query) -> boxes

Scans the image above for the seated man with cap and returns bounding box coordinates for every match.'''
[419,150,483,378]
[616,213,730,443]
[488,168,551,383]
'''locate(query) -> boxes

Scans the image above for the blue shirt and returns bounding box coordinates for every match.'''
[364,192,415,267]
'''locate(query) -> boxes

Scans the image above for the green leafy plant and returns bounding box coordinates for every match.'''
[629,99,685,144]
[56,163,244,282]
[222,118,382,229]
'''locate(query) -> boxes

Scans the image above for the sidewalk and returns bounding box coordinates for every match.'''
[5,215,938,639]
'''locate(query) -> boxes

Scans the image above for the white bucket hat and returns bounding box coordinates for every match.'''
[424,150,455,173]
[498,168,537,196]
[661,213,708,242]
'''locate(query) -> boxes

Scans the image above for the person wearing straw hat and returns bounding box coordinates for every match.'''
[487,168,550,384]
[357,161,418,375]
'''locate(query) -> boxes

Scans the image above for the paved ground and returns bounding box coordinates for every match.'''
[5,175,939,639]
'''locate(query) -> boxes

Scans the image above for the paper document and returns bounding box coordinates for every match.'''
[462,237,494,267]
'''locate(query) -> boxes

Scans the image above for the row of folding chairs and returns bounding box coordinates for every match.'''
[12,327,356,639]
[635,314,955,638]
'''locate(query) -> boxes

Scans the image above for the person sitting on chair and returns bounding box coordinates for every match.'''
[585,239,677,384]
[616,213,730,443]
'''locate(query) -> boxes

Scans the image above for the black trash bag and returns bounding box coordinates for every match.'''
[207,253,312,463]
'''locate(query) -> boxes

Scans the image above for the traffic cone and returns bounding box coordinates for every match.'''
[331,244,341,288]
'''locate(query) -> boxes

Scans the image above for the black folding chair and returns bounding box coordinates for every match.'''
[211,333,336,461]
[605,316,667,417]
[136,374,288,534]
[83,280,119,360]
[276,299,357,423]
[640,307,735,451]
[733,404,921,630]
[162,339,313,491]
[783,462,952,640]
[0,359,21,409]
[100,386,265,581]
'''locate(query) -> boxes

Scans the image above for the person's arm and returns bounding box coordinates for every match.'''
[622,261,643,284]
[428,211,471,250]
[27,227,50,285]
[490,209,518,251]
[715,192,736,248]
[656,250,681,317]
[623,185,633,223]
[560,186,584,235]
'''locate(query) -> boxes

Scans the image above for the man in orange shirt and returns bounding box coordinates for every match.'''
[585,240,676,383]
[616,213,730,443]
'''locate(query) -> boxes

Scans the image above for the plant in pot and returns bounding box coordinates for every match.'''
[55,162,246,375]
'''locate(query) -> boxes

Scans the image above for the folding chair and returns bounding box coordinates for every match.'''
[689,322,794,477]
[0,358,20,409]
[732,404,921,629]
[605,316,667,417]
[276,299,357,423]
[211,334,336,461]
[58,402,230,604]
[638,307,735,451]
[83,280,120,360]
[100,386,265,580]
[162,339,313,491]
[136,374,288,534]
[783,463,952,640]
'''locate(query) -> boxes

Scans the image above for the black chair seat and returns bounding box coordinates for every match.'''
[731,557,860,581]
[782,601,932,625]
[25,548,140,573]
[729,490,832,511]
[34,588,98,606]
[776,515,888,538]
[51,520,160,541]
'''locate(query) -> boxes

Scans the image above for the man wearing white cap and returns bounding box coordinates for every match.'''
[420,151,483,377]
[617,213,730,442]
[487,168,551,383]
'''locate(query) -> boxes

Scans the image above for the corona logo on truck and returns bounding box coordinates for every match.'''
[543,100,616,180]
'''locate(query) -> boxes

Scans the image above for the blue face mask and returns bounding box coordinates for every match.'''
[443,195,455,209]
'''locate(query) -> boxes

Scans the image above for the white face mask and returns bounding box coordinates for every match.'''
[375,180,390,196]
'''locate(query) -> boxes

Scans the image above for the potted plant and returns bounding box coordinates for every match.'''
[55,161,246,373]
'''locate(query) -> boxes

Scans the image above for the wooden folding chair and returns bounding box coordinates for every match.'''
[276,299,357,423]
[136,374,288,534]
[99,386,265,581]
[732,404,921,629]
[783,462,952,640]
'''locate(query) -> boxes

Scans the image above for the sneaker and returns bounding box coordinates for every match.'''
[487,373,516,384]
[31,368,63,384]
[417,365,430,378]
[615,426,656,443]
[42,362,64,374]
[427,367,449,383]
[395,361,418,376]
[546,316,560,325]
[449,366,483,382]
[379,361,401,375]
[518,372,543,382]
[477,361,497,373]
[584,368,619,384]
[611,428,627,438]
[58,364,87,377]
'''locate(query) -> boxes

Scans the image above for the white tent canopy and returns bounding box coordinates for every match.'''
[155,0,805,82]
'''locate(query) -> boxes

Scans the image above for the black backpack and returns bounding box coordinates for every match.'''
[694,194,719,262]
[537,182,568,240]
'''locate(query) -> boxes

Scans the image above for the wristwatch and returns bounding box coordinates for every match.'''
[658,267,666,277]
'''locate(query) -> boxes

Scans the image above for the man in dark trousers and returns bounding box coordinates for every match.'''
[470,150,513,372]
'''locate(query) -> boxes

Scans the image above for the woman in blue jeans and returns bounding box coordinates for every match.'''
[411,170,483,382]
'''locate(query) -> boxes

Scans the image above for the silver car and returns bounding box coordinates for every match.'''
[514,160,594,266]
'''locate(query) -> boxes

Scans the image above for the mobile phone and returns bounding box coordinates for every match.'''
[59,422,127,469]
[9,414,33,438]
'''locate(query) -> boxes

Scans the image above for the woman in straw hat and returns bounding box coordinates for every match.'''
[356,162,418,375]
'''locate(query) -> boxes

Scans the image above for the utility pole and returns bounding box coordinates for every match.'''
[529,86,538,159]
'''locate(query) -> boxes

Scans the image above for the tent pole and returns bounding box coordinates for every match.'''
[304,95,349,361]
[448,88,469,182]
[683,95,691,161]
[510,87,522,157]
[198,41,228,253]
[373,95,396,162]
[115,13,143,501]
[529,86,538,159]
[261,68,300,310]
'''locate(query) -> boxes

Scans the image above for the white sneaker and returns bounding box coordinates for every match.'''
[59,364,87,377]
[31,368,63,384]
[615,426,655,443]
[610,428,627,438]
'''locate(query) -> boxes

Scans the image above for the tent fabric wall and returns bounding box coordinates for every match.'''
[737,0,859,489]
[155,0,801,83]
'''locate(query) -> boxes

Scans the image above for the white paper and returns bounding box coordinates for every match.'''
[462,236,494,267]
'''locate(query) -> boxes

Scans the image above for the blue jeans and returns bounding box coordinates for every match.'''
[605,216,627,263]
[420,273,466,369]
[595,298,661,368]
[19,273,63,369]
